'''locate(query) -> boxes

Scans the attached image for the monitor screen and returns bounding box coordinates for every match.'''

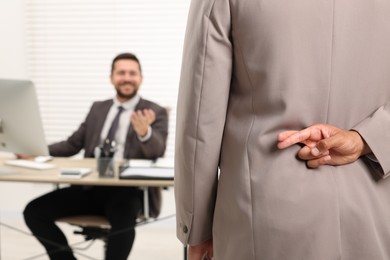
[0,79,49,156]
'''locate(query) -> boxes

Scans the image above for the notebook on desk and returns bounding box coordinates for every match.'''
[119,159,174,180]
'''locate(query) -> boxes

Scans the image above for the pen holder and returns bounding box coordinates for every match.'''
[97,157,115,178]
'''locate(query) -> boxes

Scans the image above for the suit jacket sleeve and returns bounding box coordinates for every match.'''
[175,0,232,245]
[49,103,96,157]
[352,102,390,178]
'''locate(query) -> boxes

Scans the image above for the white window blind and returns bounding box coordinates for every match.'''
[25,0,190,160]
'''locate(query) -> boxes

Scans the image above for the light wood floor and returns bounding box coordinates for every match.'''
[0,182,183,260]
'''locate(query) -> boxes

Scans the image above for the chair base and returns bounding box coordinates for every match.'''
[74,226,110,242]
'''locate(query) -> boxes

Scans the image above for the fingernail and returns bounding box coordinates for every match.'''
[312,148,320,156]
[324,155,331,161]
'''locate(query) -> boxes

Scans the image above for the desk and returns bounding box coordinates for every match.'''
[0,157,174,187]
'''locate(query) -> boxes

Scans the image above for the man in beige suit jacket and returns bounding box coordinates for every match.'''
[175,0,390,259]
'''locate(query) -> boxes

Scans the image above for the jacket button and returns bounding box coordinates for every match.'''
[183,225,188,233]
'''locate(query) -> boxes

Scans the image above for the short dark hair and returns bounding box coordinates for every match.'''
[111,53,142,73]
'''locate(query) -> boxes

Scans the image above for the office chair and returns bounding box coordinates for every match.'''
[56,186,151,245]
[56,215,111,248]
[56,187,187,259]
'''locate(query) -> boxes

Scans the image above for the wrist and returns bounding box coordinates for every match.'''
[360,141,371,156]
[350,130,371,156]
[137,126,152,142]
[138,129,147,138]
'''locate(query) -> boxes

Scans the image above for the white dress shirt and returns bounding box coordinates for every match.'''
[100,95,152,160]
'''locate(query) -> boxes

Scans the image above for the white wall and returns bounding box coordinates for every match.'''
[0,1,27,79]
[0,1,34,218]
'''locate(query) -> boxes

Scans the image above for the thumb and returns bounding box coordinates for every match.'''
[311,133,342,156]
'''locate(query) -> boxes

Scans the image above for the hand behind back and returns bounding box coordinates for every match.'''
[277,124,371,168]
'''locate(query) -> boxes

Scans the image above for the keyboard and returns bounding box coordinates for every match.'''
[4,160,56,170]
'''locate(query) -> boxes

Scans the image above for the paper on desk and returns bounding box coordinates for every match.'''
[120,158,174,180]
[127,158,174,168]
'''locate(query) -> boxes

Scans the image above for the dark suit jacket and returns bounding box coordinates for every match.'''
[49,98,168,218]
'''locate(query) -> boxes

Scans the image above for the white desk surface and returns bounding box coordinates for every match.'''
[0,157,174,187]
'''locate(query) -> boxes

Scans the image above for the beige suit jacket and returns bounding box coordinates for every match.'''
[175,0,390,259]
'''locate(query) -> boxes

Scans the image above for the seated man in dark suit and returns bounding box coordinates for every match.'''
[23,53,168,260]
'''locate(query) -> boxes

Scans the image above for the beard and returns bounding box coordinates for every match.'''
[115,82,139,100]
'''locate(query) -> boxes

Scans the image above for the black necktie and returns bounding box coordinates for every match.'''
[103,106,124,153]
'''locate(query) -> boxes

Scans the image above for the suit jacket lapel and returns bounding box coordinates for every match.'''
[91,100,113,150]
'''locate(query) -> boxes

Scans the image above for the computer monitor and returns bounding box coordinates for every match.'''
[0,79,49,156]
